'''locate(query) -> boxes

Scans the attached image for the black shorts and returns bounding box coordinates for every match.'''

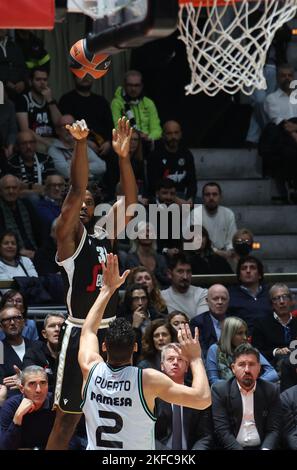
[54,322,108,413]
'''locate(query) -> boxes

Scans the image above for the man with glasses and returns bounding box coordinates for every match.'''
[111,69,162,144]
[0,306,35,399]
[35,173,66,237]
[252,283,297,369]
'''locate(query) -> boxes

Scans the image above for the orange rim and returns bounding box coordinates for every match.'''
[179,0,254,6]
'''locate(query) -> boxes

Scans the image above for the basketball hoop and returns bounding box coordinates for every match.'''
[178,0,297,96]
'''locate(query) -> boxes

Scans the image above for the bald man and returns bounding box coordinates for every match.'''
[147,120,197,204]
[190,284,229,359]
[48,114,106,180]
[6,130,55,191]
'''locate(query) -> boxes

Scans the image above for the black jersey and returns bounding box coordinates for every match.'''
[56,227,118,324]
[15,92,55,137]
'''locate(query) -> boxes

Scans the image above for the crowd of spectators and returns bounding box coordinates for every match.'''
[0,27,297,451]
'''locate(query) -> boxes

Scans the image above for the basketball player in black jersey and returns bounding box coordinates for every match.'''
[46,117,137,450]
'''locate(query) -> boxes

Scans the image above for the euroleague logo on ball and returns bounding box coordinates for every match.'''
[73,44,81,57]
[69,39,111,79]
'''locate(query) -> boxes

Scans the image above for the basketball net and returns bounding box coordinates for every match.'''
[178,0,297,96]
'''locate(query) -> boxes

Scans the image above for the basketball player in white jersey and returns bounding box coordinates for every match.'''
[79,254,211,450]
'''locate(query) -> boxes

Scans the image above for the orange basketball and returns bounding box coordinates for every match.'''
[69,39,111,79]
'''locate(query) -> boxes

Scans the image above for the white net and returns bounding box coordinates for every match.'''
[178,0,297,96]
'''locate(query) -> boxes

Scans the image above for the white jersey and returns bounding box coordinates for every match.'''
[82,362,156,450]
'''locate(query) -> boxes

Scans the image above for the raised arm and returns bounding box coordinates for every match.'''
[105,118,138,242]
[78,254,130,383]
[56,119,89,260]
[143,325,211,411]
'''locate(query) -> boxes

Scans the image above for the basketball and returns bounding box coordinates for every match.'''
[69,39,111,79]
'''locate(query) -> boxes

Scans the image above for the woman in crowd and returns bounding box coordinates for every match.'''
[125,222,169,287]
[167,310,190,332]
[137,318,177,370]
[126,266,168,317]
[0,230,37,280]
[206,316,279,385]
[0,289,39,341]
[228,227,255,272]
[186,226,233,275]
[118,283,164,364]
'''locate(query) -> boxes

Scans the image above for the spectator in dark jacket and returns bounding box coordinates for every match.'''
[211,343,281,450]
[190,284,229,360]
[252,283,297,368]
[0,366,55,449]
[155,342,213,450]
[147,120,197,204]
[23,313,65,392]
[280,384,297,450]
[185,226,233,276]
[0,306,34,398]
[228,256,272,336]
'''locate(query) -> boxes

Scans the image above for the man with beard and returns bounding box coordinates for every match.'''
[190,182,237,260]
[59,75,119,199]
[111,70,162,144]
[211,343,282,450]
[59,75,113,157]
[161,253,208,320]
[45,117,137,449]
[147,120,197,204]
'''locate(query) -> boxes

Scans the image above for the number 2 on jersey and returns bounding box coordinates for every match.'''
[96,410,123,448]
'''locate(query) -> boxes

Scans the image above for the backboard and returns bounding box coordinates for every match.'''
[68,0,179,54]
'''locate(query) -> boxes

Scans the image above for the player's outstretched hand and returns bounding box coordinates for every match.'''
[66,119,89,141]
[102,253,130,291]
[112,117,133,160]
[178,324,202,362]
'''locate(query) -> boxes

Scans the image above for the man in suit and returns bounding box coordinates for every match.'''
[280,384,297,449]
[190,284,229,360]
[211,343,281,450]
[155,342,213,450]
[252,283,297,368]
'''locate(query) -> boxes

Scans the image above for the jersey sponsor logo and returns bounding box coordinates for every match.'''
[95,376,131,391]
[86,266,103,292]
[63,398,68,405]
[90,391,132,407]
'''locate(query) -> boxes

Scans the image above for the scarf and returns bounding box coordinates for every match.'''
[0,199,37,250]
[216,346,234,381]
[19,154,42,184]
